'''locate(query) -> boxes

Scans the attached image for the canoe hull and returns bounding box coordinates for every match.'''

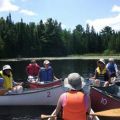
[0,85,65,106]
[90,86,120,120]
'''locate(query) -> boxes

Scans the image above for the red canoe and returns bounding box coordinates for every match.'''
[28,79,62,89]
[90,84,120,120]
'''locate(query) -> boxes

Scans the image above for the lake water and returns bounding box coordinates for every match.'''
[0,59,120,120]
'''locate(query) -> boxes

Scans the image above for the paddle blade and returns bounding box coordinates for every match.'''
[41,114,56,119]
[0,89,8,95]
[91,108,120,117]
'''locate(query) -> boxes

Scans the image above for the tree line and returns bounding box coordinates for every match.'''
[0,14,120,58]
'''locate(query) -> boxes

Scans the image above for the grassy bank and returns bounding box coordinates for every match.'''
[0,54,120,61]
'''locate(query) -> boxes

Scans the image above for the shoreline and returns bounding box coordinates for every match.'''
[0,56,120,61]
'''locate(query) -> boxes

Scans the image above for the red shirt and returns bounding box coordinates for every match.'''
[26,63,40,76]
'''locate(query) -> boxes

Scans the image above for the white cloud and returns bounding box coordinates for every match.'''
[19,9,37,16]
[86,5,120,32]
[21,0,31,2]
[112,5,120,12]
[0,0,19,12]
[0,0,37,16]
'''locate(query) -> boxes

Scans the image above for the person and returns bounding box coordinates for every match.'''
[90,58,110,87]
[106,58,119,77]
[38,60,58,82]
[51,73,91,120]
[0,78,4,89]
[0,65,23,94]
[26,59,40,77]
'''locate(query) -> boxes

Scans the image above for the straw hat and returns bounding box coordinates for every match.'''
[64,73,85,90]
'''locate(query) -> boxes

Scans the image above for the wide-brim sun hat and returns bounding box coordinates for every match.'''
[2,65,12,71]
[97,58,105,65]
[43,60,50,65]
[64,73,85,90]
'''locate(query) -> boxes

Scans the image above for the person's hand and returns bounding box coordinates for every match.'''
[94,79,100,86]
[104,81,109,87]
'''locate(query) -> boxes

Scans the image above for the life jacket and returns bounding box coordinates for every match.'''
[96,67,108,81]
[107,63,116,74]
[0,70,13,89]
[26,63,40,76]
[62,91,86,120]
[39,66,53,82]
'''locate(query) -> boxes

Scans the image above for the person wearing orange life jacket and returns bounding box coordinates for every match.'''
[26,59,40,77]
[92,58,110,87]
[51,73,91,120]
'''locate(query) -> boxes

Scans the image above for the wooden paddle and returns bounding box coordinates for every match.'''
[41,108,120,119]
[41,114,56,119]
[41,109,56,120]
[0,89,8,95]
[90,108,120,117]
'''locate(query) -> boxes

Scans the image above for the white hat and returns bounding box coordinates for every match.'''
[97,58,105,65]
[64,73,85,90]
[109,58,114,62]
[43,60,50,65]
[3,65,12,71]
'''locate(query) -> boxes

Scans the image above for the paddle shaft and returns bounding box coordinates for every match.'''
[41,108,120,119]
[41,114,56,119]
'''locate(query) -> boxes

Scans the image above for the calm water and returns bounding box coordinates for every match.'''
[0,59,99,81]
[0,59,120,120]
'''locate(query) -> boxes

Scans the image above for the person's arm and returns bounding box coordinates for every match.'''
[37,69,41,81]
[114,64,119,74]
[85,94,91,114]
[53,75,59,80]
[107,69,111,83]
[52,93,65,119]
[26,66,29,76]
[84,94,91,120]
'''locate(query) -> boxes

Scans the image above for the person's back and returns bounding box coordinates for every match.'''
[62,91,86,120]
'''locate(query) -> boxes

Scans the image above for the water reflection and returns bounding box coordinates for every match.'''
[0,59,98,81]
[0,106,55,120]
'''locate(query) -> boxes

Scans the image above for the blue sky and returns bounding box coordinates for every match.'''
[0,0,120,32]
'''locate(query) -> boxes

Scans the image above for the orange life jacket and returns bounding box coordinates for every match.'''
[62,91,87,120]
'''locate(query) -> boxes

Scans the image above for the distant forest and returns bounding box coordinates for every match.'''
[0,13,120,58]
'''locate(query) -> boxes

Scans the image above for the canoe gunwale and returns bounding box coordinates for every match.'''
[1,84,63,96]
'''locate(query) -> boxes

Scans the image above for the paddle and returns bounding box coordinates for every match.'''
[41,108,120,119]
[41,109,56,120]
[90,108,120,117]
[41,114,56,119]
[0,89,8,95]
